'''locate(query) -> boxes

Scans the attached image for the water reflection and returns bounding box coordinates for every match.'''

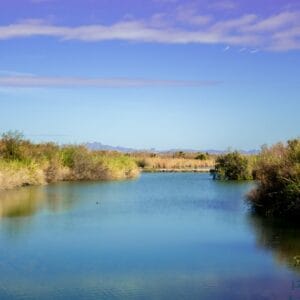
[0,183,80,219]
[0,187,44,218]
[249,215,300,272]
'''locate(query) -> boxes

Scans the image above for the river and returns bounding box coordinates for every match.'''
[0,173,299,299]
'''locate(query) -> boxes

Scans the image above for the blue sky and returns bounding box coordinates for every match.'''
[0,0,299,150]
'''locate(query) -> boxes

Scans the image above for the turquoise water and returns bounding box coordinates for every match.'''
[0,173,299,299]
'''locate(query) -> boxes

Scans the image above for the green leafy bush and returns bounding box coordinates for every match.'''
[211,151,252,180]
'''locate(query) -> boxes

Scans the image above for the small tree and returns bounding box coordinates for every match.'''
[1,130,24,160]
[211,151,252,180]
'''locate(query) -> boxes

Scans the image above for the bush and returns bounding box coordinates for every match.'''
[211,151,252,180]
[248,139,300,219]
[0,131,24,160]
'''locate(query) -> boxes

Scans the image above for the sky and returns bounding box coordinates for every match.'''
[0,0,299,150]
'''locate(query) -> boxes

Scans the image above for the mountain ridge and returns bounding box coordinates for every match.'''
[85,142,259,155]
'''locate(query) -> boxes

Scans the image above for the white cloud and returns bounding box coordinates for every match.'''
[0,76,221,88]
[242,11,300,32]
[0,9,299,51]
[0,18,257,45]
[210,14,257,33]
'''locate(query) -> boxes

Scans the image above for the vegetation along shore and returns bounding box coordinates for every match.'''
[1,131,299,221]
[0,131,140,190]
[0,131,215,191]
[211,138,300,220]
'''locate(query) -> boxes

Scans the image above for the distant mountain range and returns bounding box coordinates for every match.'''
[85,142,259,155]
[86,142,142,153]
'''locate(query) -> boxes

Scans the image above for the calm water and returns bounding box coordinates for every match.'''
[0,173,299,300]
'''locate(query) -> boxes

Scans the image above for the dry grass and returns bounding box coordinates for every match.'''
[135,156,214,171]
[0,161,45,190]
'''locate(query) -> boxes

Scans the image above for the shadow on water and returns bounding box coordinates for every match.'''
[248,213,300,274]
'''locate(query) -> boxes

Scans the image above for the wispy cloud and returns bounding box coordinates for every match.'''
[242,11,300,32]
[0,9,300,51]
[0,75,221,88]
[0,18,258,45]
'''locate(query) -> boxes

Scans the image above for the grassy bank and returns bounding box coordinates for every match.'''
[0,132,140,191]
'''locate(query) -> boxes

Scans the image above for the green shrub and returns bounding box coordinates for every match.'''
[211,151,252,180]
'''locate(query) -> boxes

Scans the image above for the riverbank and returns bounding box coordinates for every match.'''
[0,132,140,191]
[0,156,140,191]
[0,131,215,191]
